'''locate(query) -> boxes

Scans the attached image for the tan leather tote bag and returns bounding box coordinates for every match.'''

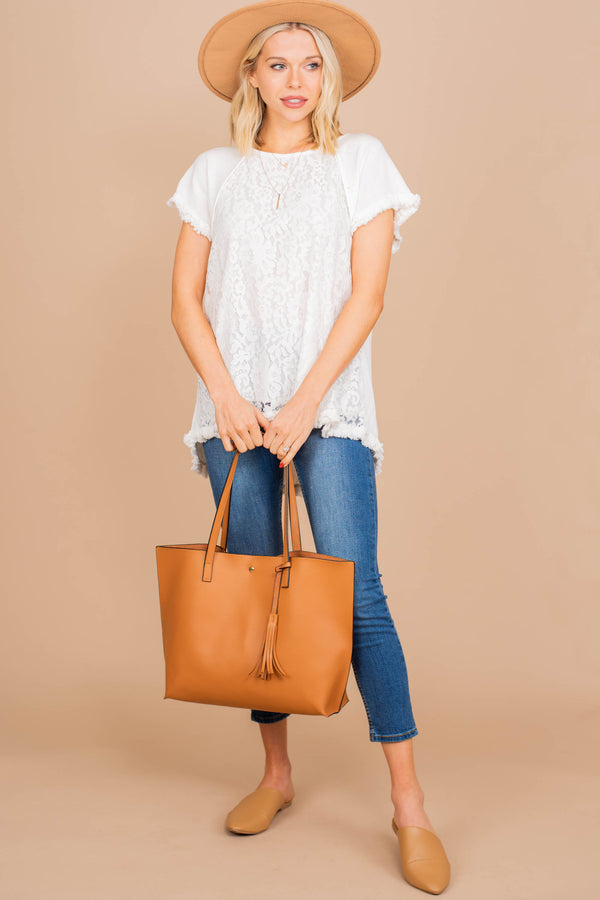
[156,450,355,717]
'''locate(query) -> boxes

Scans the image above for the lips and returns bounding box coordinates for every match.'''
[281,97,307,107]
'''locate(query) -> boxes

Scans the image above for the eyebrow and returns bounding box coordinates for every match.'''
[265,55,322,61]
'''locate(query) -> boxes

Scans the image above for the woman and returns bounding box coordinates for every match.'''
[166,0,450,893]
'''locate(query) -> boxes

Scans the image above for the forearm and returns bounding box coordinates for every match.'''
[171,293,236,403]
[296,291,383,406]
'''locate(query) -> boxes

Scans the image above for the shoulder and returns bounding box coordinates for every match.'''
[199,145,244,164]
[336,132,383,150]
[336,132,385,162]
[187,145,244,180]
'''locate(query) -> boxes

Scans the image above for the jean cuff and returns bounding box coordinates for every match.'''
[250,710,290,724]
[369,725,418,743]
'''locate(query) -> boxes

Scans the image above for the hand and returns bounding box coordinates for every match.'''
[213,388,271,452]
[262,391,320,467]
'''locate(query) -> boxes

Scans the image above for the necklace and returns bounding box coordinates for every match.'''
[271,153,292,169]
[255,135,316,164]
[257,149,305,210]
[268,143,315,169]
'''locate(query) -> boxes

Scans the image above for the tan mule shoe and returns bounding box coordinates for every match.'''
[225,787,293,834]
[392,819,451,894]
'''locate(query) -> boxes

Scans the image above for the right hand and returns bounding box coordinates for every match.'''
[213,388,272,453]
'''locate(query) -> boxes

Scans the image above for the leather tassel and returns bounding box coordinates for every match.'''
[249,561,290,679]
[250,612,287,679]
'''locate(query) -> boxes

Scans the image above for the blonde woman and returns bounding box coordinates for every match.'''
[166,1,450,893]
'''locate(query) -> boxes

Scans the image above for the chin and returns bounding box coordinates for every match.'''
[279,103,315,118]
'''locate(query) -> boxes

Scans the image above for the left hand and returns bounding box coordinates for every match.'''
[261,392,320,467]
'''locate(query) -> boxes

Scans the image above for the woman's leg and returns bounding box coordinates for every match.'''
[292,430,434,831]
[201,439,294,802]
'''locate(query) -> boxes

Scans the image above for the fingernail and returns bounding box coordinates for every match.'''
[279,461,284,467]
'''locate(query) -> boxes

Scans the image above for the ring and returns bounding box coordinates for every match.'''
[282,445,290,453]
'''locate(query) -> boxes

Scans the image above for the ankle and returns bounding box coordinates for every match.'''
[391,782,425,808]
[264,759,292,778]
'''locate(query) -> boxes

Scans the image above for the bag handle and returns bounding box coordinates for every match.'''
[219,457,302,555]
[202,451,301,583]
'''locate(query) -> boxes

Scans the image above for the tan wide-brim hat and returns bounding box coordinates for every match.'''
[198,0,381,102]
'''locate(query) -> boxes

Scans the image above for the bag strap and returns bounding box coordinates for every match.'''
[202,451,302,582]
[287,465,302,555]
[220,458,301,554]
[203,451,240,581]
[280,464,291,588]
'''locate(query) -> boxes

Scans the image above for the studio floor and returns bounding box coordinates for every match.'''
[2,676,596,899]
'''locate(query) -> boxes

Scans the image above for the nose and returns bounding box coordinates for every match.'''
[288,67,302,89]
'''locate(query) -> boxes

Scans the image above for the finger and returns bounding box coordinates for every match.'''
[278,430,308,467]
[240,428,256,450]
[221,434,236,452]
[278,447,296,467]
[231,432,248,453]
[256,410,271,431]
[248,422,264,447]
[268,433,284,455]
[263,428,281,452]
[276,438,293,458]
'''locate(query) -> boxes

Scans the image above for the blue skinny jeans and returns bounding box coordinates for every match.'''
[201,429,419,743]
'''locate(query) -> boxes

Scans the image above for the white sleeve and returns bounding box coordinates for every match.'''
[351,137,421,253]
[166,152,212,240]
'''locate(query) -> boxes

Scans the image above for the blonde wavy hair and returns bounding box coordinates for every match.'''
[229,22,343,155]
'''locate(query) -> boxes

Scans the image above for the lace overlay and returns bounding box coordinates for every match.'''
[167,137,421,494]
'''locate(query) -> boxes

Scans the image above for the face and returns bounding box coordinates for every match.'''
[248,28,323,123]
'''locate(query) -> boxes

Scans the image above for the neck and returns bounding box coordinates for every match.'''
[254,118,315,154]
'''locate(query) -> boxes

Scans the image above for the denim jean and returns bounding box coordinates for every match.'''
[201,429,419,743]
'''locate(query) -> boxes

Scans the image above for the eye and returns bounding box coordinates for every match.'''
[269,62,321,70]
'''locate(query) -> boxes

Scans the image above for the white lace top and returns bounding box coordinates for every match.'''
[166,132,421,493]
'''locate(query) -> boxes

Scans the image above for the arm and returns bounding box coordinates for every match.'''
[170,223,271,452]
[264,208,395,465]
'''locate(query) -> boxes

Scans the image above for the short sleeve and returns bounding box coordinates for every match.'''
[166,152,212,240]
[351,137,421,253]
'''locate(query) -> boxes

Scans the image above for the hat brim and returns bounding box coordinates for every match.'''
[198,0,381,102]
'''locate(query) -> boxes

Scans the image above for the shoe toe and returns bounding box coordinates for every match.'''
[392,821,451,894]
[402,858,451,894]
[225,788,291,834]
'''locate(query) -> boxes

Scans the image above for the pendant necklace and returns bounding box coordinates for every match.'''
[257,149,305,210]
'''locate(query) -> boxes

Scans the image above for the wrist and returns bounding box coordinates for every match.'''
[208,377,238,405]
[295,378,323,408]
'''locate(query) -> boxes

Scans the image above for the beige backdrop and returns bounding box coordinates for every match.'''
[2,0,598,897]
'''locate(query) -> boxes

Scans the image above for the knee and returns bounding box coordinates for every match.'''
[352,579,395,625]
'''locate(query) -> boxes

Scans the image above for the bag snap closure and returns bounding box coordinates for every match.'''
[249,565,255,572]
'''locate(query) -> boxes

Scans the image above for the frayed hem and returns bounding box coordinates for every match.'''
[352,193,421,254]
[183,427,213,479]
[317,413,384,475]
[166,197,212,240]
[182,415,385,488]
